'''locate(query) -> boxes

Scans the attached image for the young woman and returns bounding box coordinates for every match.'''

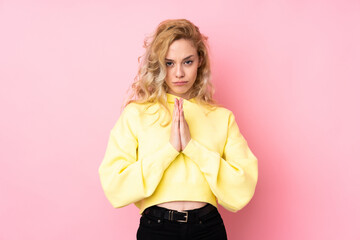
[98,19,258,240]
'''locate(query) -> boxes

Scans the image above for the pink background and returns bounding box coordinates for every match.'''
[1,0,359,239]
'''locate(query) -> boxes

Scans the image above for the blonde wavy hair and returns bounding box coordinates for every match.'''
[122,18,222,126]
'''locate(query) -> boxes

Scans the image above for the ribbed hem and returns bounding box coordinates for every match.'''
[135,181,218,215]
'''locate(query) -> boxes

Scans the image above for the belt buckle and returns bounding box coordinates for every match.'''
[176,210,188,223]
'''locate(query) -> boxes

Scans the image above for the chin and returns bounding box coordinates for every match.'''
[170,88,191,95]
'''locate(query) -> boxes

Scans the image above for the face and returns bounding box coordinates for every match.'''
[164,38,202,100]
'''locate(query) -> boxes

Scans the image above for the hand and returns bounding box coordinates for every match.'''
[178,98,191,150]
[169,97,181,152]
[169,98,192,151]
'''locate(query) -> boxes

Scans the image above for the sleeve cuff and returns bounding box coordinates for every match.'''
[181,138,197,156]
[166,141,181,158]
[157,141,180,168]
[182,138,220,169]
[142,141,180,174]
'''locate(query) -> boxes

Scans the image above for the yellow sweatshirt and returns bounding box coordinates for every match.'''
[98,93,258,215]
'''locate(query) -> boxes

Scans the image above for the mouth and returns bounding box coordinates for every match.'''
[173,81,188,86]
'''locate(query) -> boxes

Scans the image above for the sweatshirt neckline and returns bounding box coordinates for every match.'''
[166,93,196,104]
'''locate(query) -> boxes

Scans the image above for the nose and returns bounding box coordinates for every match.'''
[175,64,184,78]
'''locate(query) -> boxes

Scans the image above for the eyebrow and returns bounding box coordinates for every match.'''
[165,55,194,61]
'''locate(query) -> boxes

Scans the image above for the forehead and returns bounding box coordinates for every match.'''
[166,39,197,58]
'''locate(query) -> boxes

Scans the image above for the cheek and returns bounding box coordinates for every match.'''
[165,78,171,86]
[190,68,199,78]
[164,70,171,81]
[165,69,172,78]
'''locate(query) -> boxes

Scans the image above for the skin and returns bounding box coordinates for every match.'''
[156,38,207,211]
[164,38,202,100]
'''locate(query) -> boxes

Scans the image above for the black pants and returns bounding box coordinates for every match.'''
[136,204,228,240]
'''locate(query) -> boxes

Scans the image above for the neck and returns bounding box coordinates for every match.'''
[167,92,191,100]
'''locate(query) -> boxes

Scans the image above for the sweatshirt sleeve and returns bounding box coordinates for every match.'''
[98,104,180,208]
[182,111,258,212]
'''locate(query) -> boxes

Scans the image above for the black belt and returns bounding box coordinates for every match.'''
[142,203,216,223]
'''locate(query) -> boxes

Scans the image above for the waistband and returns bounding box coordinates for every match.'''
[142,203,217,223]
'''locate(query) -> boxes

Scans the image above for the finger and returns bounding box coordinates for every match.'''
[174,98,178,115]
[180,100,187,133]
[175,99,180,124]
[177,99,181,116]
[179,102,184,123]
[178,99,182,120]
[179,105,184,135]
[180,99,184,119]
[181,99,184,116]
[179,103,185,135]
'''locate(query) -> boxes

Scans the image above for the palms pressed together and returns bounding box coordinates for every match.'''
[170,98,191,152]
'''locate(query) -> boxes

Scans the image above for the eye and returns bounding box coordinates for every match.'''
[185,60,193,65]
[165,62,173,67]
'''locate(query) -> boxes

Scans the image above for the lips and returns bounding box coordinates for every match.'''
[173,81,188,86]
